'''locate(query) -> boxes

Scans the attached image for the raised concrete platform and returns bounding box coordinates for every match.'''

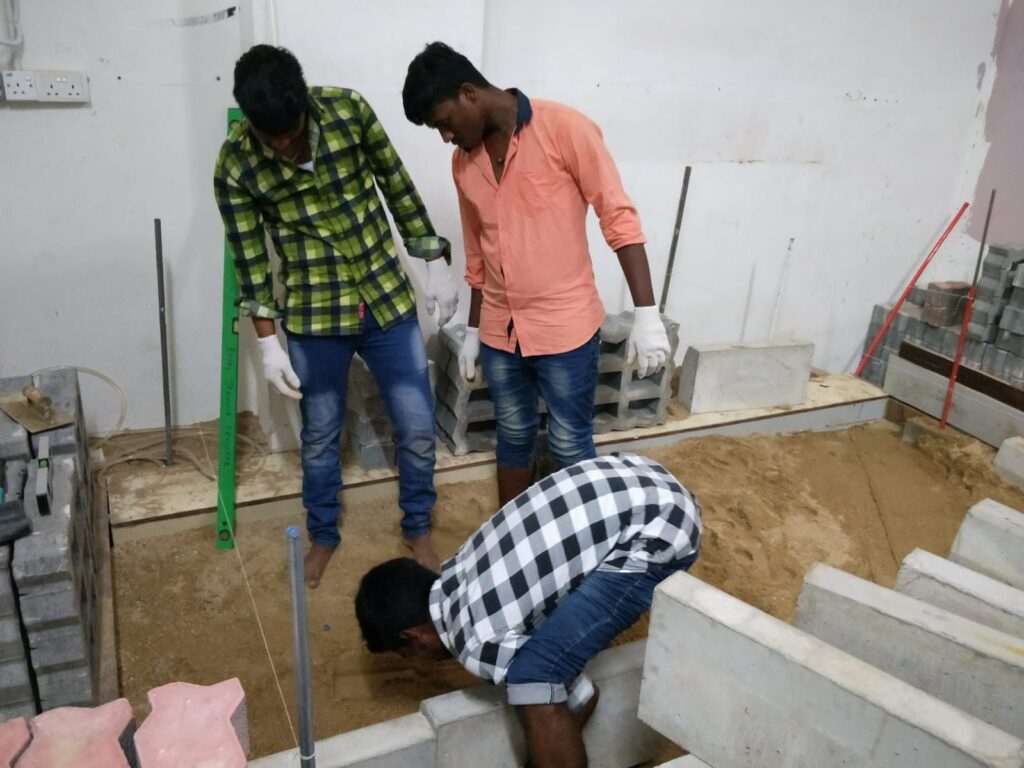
[250,640,664,768]
[895,548,1024,638]
[883,355,1024,447]
[950,498,1024,590]
[639,571,1024,767]
[795,563,1024,740]
[105,374,885,542]
[678,340,813,414]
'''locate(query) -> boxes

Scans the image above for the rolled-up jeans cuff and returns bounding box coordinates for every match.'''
[506,682,567,706]
[566,674,595,713]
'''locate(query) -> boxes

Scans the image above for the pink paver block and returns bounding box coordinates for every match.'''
[0,718,30,767]
[135,678,249,767]
[20,699,135,768]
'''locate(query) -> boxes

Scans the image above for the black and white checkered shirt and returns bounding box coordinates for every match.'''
[429,453,702,684]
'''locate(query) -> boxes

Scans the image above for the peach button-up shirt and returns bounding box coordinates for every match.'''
[453,92,645,356]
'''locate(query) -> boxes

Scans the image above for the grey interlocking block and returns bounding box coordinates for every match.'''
[0,374,31,462]
[1015,265,1024,289]
[995,329,1024,356]
[0,547,16,619]
[3,461,25,503]
[1011,286,1024,311]
[966,322,997,343]
[0,659,33,705]
[0,617,25,663]
[0,701,37,720]
[27,623,88,671]
[909,286,927,305]
[37,664,93,709]
[1001,306,1024,335]
[18,585,80,631]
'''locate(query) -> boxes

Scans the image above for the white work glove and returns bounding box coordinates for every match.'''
[258,335,302,400]
[627,306,671,378]
[459,327,480,381]
[424,258,459,328]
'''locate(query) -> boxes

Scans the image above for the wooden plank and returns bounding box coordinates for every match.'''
[898,341,1024,411]
[107,374,884,531]
[884,356,1024,447]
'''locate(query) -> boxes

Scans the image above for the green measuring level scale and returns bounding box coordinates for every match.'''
[216,106,244,550]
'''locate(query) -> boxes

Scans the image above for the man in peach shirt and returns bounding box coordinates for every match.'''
[403,43,671,506]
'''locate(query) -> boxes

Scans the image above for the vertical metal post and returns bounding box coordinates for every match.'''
[659,165,692,314]
[154,218,174,466]
[286,526,316,766]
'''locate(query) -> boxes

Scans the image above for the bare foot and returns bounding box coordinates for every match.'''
[405,534,442,573]
[304,544,336,588]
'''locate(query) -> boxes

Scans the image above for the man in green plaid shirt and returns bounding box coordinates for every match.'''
[214,45,457,585]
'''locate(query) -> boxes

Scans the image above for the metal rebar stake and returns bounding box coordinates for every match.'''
[286,526,316,766]
[154,218,174,466]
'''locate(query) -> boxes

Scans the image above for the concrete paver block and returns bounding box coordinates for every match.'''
[896,548,1024,638]
[796,563,1024,740]
[995,437,1024,490]
[0,717,30,767]
[639,571,1024,768]
[950,498,1024,590]
[248,712,435,768]
[135,678,247,767]
[20,698,136,768]
[678,340,813,414]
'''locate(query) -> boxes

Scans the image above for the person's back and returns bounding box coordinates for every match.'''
[356,452,701,767]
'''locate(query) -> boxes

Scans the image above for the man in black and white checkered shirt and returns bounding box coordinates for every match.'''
[356,452,701,768]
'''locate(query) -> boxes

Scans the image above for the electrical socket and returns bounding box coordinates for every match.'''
[35,70,90,103]
[1,70,38,101]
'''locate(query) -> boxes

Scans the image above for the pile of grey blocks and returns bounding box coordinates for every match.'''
[433,311,680,456]
[341,355,438,471]
[860,244,1024,387]
[0,369,98,716]
[639,497,1024,767]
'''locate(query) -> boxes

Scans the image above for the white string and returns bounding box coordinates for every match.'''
[193,419,300,751]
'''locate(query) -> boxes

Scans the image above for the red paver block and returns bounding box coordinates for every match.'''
[20,699,135,768]
[135,678,248,767]
[0,718,30,767]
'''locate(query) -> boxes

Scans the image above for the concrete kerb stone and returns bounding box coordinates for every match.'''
[795,563,1024,740]
[678,339,813,414]
[421,683,525,768]
[895,548,1024,639]
[638,571,1024,767]
[950,498,1024,590]
[658,758,711,767]
[248,712,435,768]
[996,437,1024,490]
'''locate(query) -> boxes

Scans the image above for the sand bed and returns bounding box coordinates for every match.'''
[112,420,1024,757]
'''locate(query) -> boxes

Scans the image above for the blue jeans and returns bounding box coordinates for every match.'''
[285,311,436,547]
[480,334,600,470]
[504,556,698,707]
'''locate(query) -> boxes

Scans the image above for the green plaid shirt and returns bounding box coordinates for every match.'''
[213,87,449,335]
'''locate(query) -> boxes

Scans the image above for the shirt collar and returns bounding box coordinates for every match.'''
[509,88,532,135]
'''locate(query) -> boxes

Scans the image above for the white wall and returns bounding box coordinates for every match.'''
[0,0,1007,434]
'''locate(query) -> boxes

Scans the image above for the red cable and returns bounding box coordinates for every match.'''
[855,202,969,378]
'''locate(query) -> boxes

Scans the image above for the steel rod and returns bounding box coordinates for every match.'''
[659,165,692,314]
[941,189,996,429]
[154,219,174,466]
[287,526,316,766]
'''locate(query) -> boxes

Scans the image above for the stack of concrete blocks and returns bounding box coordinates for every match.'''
[342,356,439,472]
[0,677,247,767]
[0,370,99,715]
[250,640,669,768]
[433,311,680,456]
[0,547,34,722]
[860,244,1024,388]
[637,497,1024,767]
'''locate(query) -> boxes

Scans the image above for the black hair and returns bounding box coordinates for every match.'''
[402,41,490,125]
[233,44,308,135]
[355,558,438,653]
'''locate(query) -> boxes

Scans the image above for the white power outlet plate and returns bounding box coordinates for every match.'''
[35,70,90,102]
[2,70,38,101]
